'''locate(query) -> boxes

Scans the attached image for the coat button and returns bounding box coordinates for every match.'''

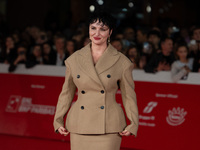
[77,75,80,78]
[107,74,111,78]
[100,106,104,109]
[81,90,85,94]
[100,90,104,94]
[81,106,84,110]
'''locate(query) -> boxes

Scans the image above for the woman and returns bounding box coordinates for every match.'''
[126,45,140,69]
[8,45,27,72]
[66,39,77,55]
[26,44,43,68]
[171,44,194,82]
[42,42,56,65]
[53,12,139,150]
[0,36,16,63]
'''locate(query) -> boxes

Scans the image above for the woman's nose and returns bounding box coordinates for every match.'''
[95,29,100,36]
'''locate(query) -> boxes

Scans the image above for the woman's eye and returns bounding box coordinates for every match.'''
[100,28,106,31]
[91,27,96,30]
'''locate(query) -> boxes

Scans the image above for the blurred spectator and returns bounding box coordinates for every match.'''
[12,31,21,45]
[122,27,136,49]
[192,27,200,44]
[114,32,124,41]
[147,30,161,52]
[141,42,155,65]
[72,31,84,49]
[126,45,141,69]
[54,35,69,66]
[111,38,124,54]
[66,39,77,55]
[0,36,17,64]
[171,44,194,82]
[180,27,190,44]
[139,54,147,70]
[188,39,198,55]
[136,27,149,52]
[8,45,27,72]
[29,26,40,44]
[36,31,48,44]
[42,42,56,65]
[26,44,43,68]
[191,27,200,72]
[83,36,90,46]
[144,37,175,73]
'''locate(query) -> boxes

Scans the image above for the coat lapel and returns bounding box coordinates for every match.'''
[95,44,120,75]
[77,43,120,88]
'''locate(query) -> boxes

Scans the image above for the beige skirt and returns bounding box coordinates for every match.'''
[70,133,122,150]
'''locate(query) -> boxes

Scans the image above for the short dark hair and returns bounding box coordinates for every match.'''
[161,36,173,43]
[88,11,116,31]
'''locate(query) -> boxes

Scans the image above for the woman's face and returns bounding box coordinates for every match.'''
[177,46,188,59]
[89,21,111,45]
[111,41,122,52]
[55,38,65,50]
[148,35,160,45]
[128,48,137,58]
[33,46,42,57]
[66,41,75,53]
[6,37,15,49]
[43,44,51,54]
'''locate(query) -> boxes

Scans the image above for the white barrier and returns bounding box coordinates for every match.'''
[1,63,200,85]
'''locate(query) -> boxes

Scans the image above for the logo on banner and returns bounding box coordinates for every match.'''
[6,96,21,112]
[139,101,157,127]
[166,107,187,126]
[143,101,158,113]
[5,95,55,115]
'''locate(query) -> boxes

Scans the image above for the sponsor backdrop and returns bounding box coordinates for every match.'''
[0,66,199,150]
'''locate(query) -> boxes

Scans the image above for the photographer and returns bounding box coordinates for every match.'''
[8,45,27,72]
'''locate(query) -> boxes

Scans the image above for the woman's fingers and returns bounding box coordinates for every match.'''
[119,130,131,136]
[58,127,69,136]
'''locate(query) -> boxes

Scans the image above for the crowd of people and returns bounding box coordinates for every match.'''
[0,20,200,82]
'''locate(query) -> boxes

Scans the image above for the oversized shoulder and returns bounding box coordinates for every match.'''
[118,51,133,68]
[64,49,83,66]
[64,43,91,65]
[106,43,133,67]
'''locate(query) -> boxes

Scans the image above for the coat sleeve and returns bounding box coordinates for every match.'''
[53,60,76,133]
[119,60,139,137]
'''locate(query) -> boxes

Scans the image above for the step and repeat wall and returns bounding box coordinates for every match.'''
[0,64,199,150]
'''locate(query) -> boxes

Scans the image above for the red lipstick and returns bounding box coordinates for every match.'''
[94,37,101,40]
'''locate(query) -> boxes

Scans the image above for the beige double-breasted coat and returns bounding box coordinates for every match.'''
[53,43,139,136]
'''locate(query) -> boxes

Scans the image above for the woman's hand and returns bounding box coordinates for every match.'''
[183,66,191,73]
[119,130,131,136]
[58,127,69,136]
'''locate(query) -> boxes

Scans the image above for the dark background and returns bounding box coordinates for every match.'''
[0,0,200,33]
